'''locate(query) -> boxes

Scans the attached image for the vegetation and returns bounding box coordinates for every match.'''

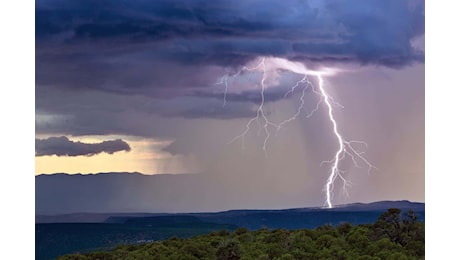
[58,208,424,260]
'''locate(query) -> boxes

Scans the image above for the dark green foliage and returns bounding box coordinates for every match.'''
[216,239,241,260]
[59,209,424,260]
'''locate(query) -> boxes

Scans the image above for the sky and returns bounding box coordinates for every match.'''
[35,0,425,208]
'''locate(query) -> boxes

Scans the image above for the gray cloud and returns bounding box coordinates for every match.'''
[34,0,425,151]
[35,136,131,156]
[36,0,425,97]
[34,86,260,140]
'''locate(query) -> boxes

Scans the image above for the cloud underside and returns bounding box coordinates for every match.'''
[36,0,425,93]
[35,136,131,156]
[35,0,425,138]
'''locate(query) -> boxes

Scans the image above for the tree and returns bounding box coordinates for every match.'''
[373,208,424,250]
[216,240,241,260]
[373,208,404,244]
[337,222,353,237]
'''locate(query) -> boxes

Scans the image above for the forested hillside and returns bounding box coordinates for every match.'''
[59,208,424,260]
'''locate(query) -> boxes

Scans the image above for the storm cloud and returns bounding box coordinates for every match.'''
[36,0,425,96]
[35,136,131,156]
[35,0,425,207]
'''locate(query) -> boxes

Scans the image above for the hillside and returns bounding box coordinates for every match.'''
[57,208,425,260]
[36,202,424,259]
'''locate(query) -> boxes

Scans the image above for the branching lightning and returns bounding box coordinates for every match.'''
[221,58,278,154]
[218,57,376,208]
[316,75,376,208]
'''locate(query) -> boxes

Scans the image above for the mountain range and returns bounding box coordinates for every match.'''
[36,172,424,224]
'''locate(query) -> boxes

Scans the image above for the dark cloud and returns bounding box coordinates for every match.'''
[36,0,425,94]
[35,136,131,156]
[35,0,425,136]
[150,97,258,119]
[192,80,312,104]
[34,86,259,140]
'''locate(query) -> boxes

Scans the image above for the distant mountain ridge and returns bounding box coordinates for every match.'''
[36,200,424,224]
[36,172,424,218]
[324,200,425,211]
[219,200,425,212]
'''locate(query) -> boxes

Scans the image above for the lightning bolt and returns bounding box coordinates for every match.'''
[220,57,376,208]
[226,58,279,155]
